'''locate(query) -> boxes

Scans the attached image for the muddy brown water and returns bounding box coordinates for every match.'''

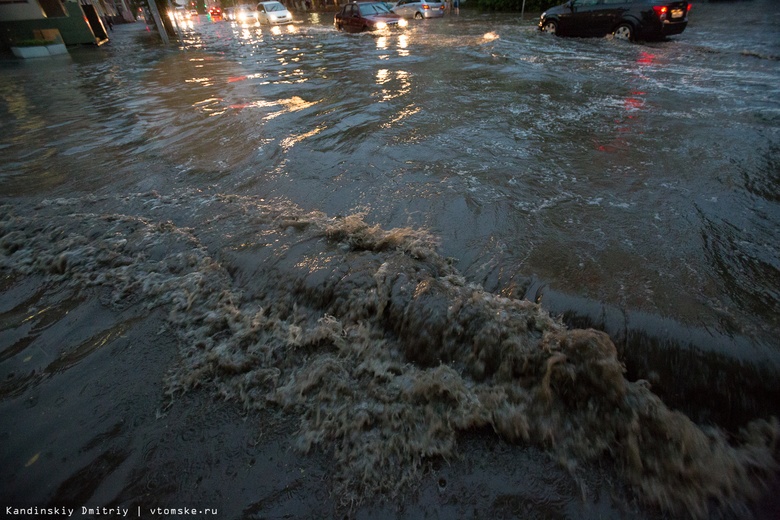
[1,3,779,519]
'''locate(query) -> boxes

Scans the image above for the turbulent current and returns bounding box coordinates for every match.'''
[1,3,779,519]
[1,191,778,517]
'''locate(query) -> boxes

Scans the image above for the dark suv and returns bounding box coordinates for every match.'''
[539,0,691,42]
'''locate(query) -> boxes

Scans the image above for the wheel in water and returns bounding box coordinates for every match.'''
[613,23,633,41]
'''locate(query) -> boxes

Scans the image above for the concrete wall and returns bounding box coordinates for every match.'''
[0,0,47,21]
[0,2,101,46]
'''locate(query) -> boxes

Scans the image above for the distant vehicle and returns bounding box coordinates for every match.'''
[170,7,191,21]
[256,1,293,24]
[539,0,691,42]
[208,6,223,19]
[225,5,259,23]
[189,9,199,17]
[392,0,445,19]
[335,2,408,33]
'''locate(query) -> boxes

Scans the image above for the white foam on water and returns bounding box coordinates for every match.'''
[1,191,777,516]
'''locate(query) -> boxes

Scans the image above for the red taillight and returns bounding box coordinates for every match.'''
[423,4,429,8]
[652,5,668,16]
[687,3,692,11]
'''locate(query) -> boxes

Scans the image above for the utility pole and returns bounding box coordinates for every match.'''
[146,0,171,44]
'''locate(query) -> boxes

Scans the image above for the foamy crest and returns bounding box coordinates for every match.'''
[1,192,776,516]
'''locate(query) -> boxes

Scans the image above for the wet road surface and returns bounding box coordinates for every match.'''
[1,3,779,518]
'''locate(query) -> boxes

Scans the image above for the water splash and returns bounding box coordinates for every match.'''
[1,191,776,516]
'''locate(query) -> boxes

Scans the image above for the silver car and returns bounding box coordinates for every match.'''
[392,0,445,19]
[256,1,293,25]
[225,5,259,23]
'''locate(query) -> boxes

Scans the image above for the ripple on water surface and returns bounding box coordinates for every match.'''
[1,6,779,517]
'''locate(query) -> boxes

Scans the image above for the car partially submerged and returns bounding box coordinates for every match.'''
[335,1,408,33]
[539,0,691,42]
[225,5,260,24]
[257,1,293,24]
[392,0,445,19]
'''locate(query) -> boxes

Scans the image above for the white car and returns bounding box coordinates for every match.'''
[256,1,293,24]
[392,0,445,19]
[225,5,259,23]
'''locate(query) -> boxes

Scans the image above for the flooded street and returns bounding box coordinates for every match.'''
[1,2,779,518]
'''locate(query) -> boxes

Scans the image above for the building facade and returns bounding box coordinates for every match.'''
[0,0,136,48]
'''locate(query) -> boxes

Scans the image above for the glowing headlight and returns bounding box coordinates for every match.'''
[398,18,408,27]
[375,21,387,30]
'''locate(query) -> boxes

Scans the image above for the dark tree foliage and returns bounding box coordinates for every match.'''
[472,0,560,12]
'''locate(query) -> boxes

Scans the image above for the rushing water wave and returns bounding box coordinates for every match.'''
[1,2,779,518]
[1,191,777,517]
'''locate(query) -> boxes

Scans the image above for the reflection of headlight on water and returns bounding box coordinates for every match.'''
[398,18,408,27]
[482,32,499,41]
[375,22,387,30]
[271,26,282,35]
